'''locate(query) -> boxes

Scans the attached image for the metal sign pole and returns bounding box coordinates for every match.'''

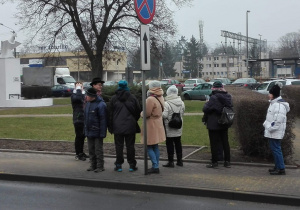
[142,70,148,175]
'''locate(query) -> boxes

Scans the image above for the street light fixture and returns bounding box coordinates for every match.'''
[246,10,250,76]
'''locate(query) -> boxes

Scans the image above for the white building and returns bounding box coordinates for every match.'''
[201,52,270,80]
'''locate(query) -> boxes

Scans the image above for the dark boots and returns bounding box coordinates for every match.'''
[163,162,174,168]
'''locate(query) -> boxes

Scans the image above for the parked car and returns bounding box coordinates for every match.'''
[83,82,91,91]
[285,79,300,85]
[160,79,185,90]
[103,81,117,86]
[254,80,286,95]
[183,78,205,91]
[232,78,259,89]
[51,84,74,97]
[181,82,213,100]
[210,78,231,85]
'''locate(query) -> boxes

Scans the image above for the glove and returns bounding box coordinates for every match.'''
[271,122,275,126]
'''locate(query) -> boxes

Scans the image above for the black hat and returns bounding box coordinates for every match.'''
[269,84,281,98]
[86,88,97,97]
[90,77,105,86]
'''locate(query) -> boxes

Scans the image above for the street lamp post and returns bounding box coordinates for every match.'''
[246,10,250,76]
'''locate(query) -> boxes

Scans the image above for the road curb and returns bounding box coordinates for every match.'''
[0,173,299,207]
[0,149,298,169]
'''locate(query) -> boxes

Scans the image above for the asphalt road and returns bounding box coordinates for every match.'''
[0,181,298,210]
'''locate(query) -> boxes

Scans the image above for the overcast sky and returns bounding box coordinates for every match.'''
[172,0,300,49]
[1,0,300,50]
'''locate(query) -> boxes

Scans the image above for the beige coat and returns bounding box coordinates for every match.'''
[141,88,166,145]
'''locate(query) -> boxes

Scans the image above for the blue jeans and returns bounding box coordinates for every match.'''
[147,144,160,169]
[269,138,285,170]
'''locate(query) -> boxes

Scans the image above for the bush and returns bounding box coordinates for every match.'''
[21,86,52,99]
[282,85,300,117]
[226,86,295,161]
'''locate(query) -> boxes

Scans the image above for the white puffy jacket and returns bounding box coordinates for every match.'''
[163,95,185,137]
[263,96,290,139]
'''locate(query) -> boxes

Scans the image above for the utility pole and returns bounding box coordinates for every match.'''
[246,10,250,76]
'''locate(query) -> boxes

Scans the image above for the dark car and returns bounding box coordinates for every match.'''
[160,79,185,90]
[51,84,74,97]
[232,78,259,89]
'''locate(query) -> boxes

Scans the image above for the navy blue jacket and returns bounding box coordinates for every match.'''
[84,96,107,138]
[108,90,141,135]
[71,89,85,124]
[203,91,232,130]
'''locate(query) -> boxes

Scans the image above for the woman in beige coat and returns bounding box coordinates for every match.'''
[141,81,166,174]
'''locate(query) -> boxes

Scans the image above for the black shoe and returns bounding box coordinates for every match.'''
[163,162,174,168]
[147,168,160,174]
[75,153,86,161]
[129,166,138,172]
[206,162,218,168]
[224,161,231,168]
[82,153,89,158]
[94,167,105,173]
[114,164,122,172]
[176,160,183,167]
[87,166,96,171]
[270,169,286,175]
[268,167,277,172]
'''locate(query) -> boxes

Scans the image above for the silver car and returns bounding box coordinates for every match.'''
[183,78,205,91]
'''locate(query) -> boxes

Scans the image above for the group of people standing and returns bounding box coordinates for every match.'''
[71,77,289,176]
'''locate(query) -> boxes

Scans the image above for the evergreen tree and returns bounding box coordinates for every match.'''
[162,42,176,77]
[183,36,201,78]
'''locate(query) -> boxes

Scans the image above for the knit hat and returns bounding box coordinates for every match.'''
[212,81,223,88]
[149,80,161,89]
[86,87,97,97]
[269,82,282,98]
[166,85,178,96]
[118,80,129,91]
[90,77,105,86]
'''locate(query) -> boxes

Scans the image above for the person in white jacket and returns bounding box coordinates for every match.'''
[263,82,290,175]
[162,85,185,167]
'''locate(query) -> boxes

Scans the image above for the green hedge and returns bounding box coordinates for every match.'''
[226,86,295,161]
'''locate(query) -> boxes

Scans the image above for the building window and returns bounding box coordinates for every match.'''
[217,72,220,75]
[229,63,234,67]
[214,57,219,61]
[221,72,224,75]
[206,64,211,68]
[214,72,216,75]
[221,63,226,67]
[210,72,212,75]
[214,64,219,67]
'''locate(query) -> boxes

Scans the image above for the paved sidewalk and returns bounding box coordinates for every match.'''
[0,151,299,206]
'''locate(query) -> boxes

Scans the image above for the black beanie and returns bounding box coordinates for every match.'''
[212,81,223,88]
[269,84,281,98]
[86,88,97,97]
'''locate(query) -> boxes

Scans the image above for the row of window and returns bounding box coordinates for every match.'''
[205,63,238,68]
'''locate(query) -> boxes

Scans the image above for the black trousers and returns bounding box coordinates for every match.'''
[208,129,230,163]
[114,134,137,167]
[74,123,85,155]
[166,136,182,162]
[88,137,104,168]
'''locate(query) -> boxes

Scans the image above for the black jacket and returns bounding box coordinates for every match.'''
[203,91,232,130]
[71,89,85,124]
[108,90,141,135]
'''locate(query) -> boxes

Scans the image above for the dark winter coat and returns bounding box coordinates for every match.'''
[84,96,107,138]
[71,89,85,124]
[203,90,233,130]
[108,90,141,135]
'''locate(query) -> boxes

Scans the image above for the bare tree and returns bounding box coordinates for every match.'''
[277,31,300,58]
[10,0,192,78]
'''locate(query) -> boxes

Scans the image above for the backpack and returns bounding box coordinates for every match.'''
[218,106,235,127]
[167,102,182,129]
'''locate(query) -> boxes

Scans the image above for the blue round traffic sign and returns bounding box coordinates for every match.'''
[134,0,156,24]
